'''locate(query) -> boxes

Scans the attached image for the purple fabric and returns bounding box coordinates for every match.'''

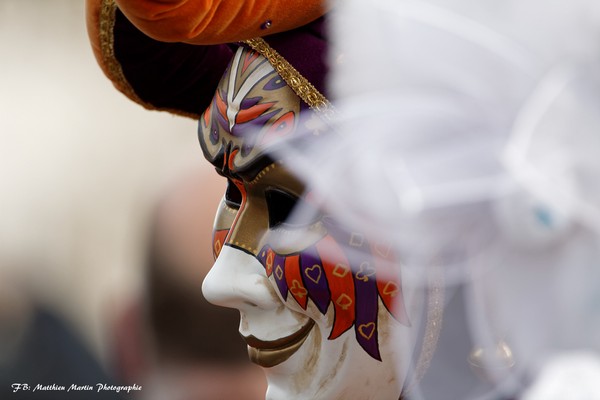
[352,257,381,361]
[112,7,328,117]
[300,248,331,315]
[113,8,235,116]
[264,16,329,99]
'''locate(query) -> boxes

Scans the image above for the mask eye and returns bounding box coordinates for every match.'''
[265,189,319,229]
[225,179,243,209]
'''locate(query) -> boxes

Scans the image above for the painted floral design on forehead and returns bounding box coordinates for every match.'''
[198,47,304,175]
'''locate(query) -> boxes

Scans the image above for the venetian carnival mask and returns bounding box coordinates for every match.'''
[200,46,439,400]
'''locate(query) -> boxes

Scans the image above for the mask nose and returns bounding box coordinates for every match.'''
[202,245,280,311]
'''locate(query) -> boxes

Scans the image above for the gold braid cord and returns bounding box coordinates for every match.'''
[414,271,445,385]
[98,0,199,119]
[243,38,335,120]
[402,268,445,396]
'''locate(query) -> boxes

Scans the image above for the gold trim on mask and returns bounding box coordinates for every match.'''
[242,38,334,120]
[249,163,278,185]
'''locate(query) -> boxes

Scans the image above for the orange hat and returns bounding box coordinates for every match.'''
[87,0,329,118]
[113,0,327,45]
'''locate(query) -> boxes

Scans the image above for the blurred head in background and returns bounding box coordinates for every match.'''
[0,268,118,400]
[112,166,267,400]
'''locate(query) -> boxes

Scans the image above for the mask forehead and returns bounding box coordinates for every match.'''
[199,46,303,177]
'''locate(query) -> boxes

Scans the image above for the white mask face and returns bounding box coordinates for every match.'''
[204,247,411,400]
[199,47,427,400]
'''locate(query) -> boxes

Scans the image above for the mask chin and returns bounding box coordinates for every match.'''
[263,321,403,400]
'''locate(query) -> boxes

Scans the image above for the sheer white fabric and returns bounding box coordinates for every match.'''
[279,0,600,398]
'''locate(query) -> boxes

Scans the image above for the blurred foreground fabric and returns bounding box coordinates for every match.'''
[278,0,600,398]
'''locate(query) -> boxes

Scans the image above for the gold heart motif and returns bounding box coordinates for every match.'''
[358,322,376,340]
[305,264,322,284]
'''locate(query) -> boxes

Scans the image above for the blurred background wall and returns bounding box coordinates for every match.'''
[0,0,208,365]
